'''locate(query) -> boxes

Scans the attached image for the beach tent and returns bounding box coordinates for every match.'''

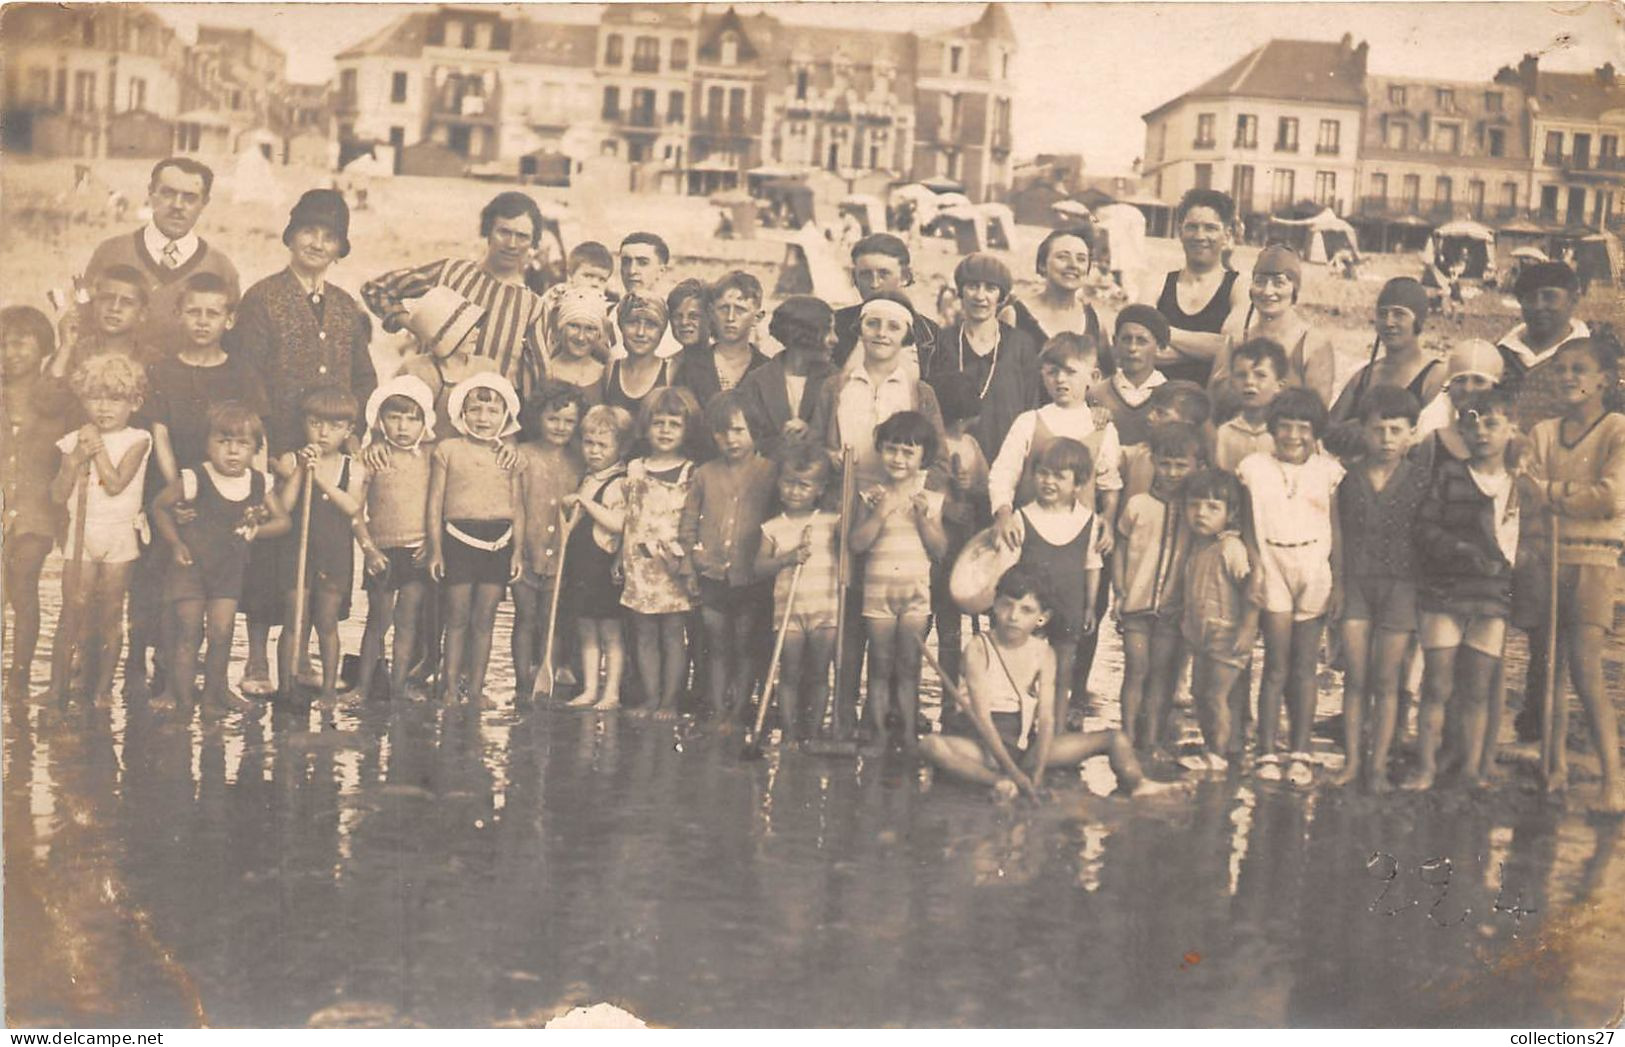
[838,194,886,238]
[227,138,282,209]
[710,189,757,240]
[919,175,966,194]
[1434,219,1495,279]
[1264,208,1358,263]
[980,203,1015,250]
[1094,202,1149,294]
[776,221,849,299]
[1051,198,1093,221]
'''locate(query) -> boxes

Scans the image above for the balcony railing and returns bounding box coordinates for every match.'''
[1274,141,1298,153]
[1316,144,1340,156]
[694,114,749,135]
[631,56,659,74]
[1193,137,1215,150]
[1543,151,1563,167]
[624,109,658,129]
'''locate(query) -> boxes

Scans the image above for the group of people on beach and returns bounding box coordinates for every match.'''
[2,160,1621,809]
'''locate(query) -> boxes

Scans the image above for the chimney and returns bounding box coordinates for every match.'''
[1518,53,1539,93]
[1599,62,1617,83]
[1353,40,1369,76]
[1339,32,1353,52]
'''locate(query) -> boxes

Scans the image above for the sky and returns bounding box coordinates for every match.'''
[154,1,1625,171]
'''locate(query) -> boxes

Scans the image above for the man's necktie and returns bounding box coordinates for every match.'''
[162,241,181,269]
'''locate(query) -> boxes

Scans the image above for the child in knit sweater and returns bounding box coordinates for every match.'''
[1515,336,1625,812]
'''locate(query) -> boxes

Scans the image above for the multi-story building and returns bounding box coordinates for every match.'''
[1496,55,1624,229]
[1,3,191,157]
[1356,75,1531,224]
[331,2,1015,198]
[1143,35,1625,238]
[1141,36,1368,224]
[1,3,308,160]
[911,3,1017,203]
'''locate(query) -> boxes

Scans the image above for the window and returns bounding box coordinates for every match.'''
[72,70,95,113]
[1388,85,1406,106]
[391,71,408,104]
[1435,176,1453,210]
[1488,128,1506,157]
[389,126,405,149]
[604,34,623,66]
[1539,184,1559,219]
[340,69,357,107]
[629,88,656,126]
[707,85,724,118]
[948,45,963,75]
[1468,180,1485,217]
[632,36,659,73]
[1314,171,1336,206]
[1601,134,1618,159]
[1194,163,1213,191]
[1402,174,1421,211]
[1385,119,1410,151]
[1194,113,1215,148]
[128,77,146,110]
[1317,119,1340,155]
[461,20,476,47]
[1501,182,1518,213]
[429,18,448,45]
[473,22,491,49]
[728,87,746,126]
[1370,172,1388,204]
[1437,123,1460,154]
[667,90,685,124]
[1485,90,1503,113]
[1231,165,1254,211]
[795,68,809,102]
[671,38,689,71]
[601,85,620,120]
[1276,117,1298,152]
[1001,51,1010,79]
[1271,168,1295,207]
[1235,114,1258,148]
[1436,87,1454,110]
[25,68,49,105]
[720,31,738,67]
[1573,133,1592,168]
[1544,130,1563,163]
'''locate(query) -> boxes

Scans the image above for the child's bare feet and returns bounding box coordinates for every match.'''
[1592,784,1624,815]
[1399,770,1434,792]
[1368,773,1393,795]
[991,778,1020,803]
[1330,761,1360,788]
[652,706,677,723]
[1545,763,1569,795]
[565,690,598,709]
[211,689,257,714]
[591,692,621,711]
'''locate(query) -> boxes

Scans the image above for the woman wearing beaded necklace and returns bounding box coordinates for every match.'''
[924,252,1042,460]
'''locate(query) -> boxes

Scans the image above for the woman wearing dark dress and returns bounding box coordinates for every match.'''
[226,189,376,696]
[1004,225,1115,375]
[926,252,1042,460]
[1148,189,1249,387]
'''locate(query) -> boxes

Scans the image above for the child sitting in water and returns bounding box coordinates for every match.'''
[561,405,632,711]
[427,373,525,705]
[755,443,842,743]
[920,564,1176,801]
[353,377,438,702]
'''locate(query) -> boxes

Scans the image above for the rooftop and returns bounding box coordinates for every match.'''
[1145,35,1369,118]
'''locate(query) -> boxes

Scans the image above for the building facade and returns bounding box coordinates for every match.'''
[332,2,1015,199]
[1356,74,1531,223]
[1497,56,1624,229]
[1141,37,1367,224]
[1143,35,1625,235]
[1,2,310,161]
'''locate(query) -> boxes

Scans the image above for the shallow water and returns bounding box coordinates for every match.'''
[5,563,1624,1027]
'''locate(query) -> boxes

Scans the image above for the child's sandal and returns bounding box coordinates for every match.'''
[1255,754,1283,781]
[1286,754,1314,788]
